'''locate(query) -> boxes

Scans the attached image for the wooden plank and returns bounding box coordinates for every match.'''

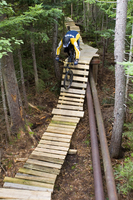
[63,69,89,76]
[60,92,85,98]
[62,74,88,82]
[43,132,72,138]
[39,140,70,148]
[41,135,71,143]
[65,19,75,22]
[59,96,84,102]
[0,198,50,200]
[35,147,67,155]
[48,123,76,129]
[70,64,89,70]
[58,99,83,106]
[37,143,69,151]
[26,158,62,169]
[52,108,84,117]
[65,22,75,26]
[31,150,65,160]
[68,149,77,154]
[4,182,53,192]
[65,20,75,23]
[23,164,60,175]
[45,128,74,135]
[69,26,80,30]
[78,60,92,65]
[66,23,76,26]
[61,87,85,95]
[51,120,77,126]
[0,188,51,199]
[4,177,54,190]
[46,126,74,135]
[80,45,98,54]
[57,104,83,111]
[47,125,75,131]
[15,173,55,184]
[18,168,57,179]
[42,132,72,139]
[61,81,87,88]
[52,115,80,123]
[29,154,64,165]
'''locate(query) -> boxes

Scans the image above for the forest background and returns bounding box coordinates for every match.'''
[1,0,133,198]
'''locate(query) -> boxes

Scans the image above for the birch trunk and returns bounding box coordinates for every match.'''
[109,0,128,158]
[125,24,133,102]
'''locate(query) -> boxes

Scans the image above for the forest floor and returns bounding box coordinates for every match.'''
[0,52,133,199]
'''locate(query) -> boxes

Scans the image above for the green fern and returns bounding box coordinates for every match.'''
[114,157,133,195]
[39,68,51,80]
[37,79,45,92]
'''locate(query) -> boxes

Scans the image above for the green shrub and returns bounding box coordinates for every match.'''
[123,122,133,150]
[114,157,133,195]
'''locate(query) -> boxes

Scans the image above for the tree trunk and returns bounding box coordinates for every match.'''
[0,59,10,140]
[2,52,25,134]
[31,40,38,91]
[18,48,28,110]
[109,0,128,158]
[63,15,65,37]
[102,38,106,69]
[71,3,73,19]
[52,18,61,80]
[83,0,87,32]
[125,23,133,102]
[86,3,89,30]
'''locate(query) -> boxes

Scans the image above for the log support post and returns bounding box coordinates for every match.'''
[90,56,100,84]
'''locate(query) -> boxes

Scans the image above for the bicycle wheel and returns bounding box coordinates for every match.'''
[64,69,73,90]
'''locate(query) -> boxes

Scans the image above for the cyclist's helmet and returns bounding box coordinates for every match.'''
[63,36,70,48]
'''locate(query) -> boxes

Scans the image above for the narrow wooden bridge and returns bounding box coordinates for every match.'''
[0,18,99,200]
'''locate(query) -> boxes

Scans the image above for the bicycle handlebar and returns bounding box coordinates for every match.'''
[59,59,74,65]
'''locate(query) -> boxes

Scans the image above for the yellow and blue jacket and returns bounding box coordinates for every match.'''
[56,30,80,60]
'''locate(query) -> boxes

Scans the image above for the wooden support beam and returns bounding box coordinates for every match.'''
[90,57,100,84]
[68,149,77,154]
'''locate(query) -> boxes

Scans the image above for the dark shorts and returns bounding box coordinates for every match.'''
[64,40,80,56]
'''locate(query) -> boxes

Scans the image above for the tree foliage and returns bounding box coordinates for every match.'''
[0,1,63,58]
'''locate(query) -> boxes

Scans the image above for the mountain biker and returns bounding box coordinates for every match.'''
[55,30,80,65]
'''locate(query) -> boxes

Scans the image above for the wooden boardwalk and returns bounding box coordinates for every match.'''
[0,18,98,199]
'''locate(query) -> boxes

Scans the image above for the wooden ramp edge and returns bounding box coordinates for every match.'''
[0,17,99,199]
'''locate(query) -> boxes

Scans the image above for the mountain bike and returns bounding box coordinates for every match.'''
[63,47,75,90]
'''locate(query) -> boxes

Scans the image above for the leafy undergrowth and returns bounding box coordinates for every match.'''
[0,59,133,199]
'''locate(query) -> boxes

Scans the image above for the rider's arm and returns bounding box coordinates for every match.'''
[56,39,63,56]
